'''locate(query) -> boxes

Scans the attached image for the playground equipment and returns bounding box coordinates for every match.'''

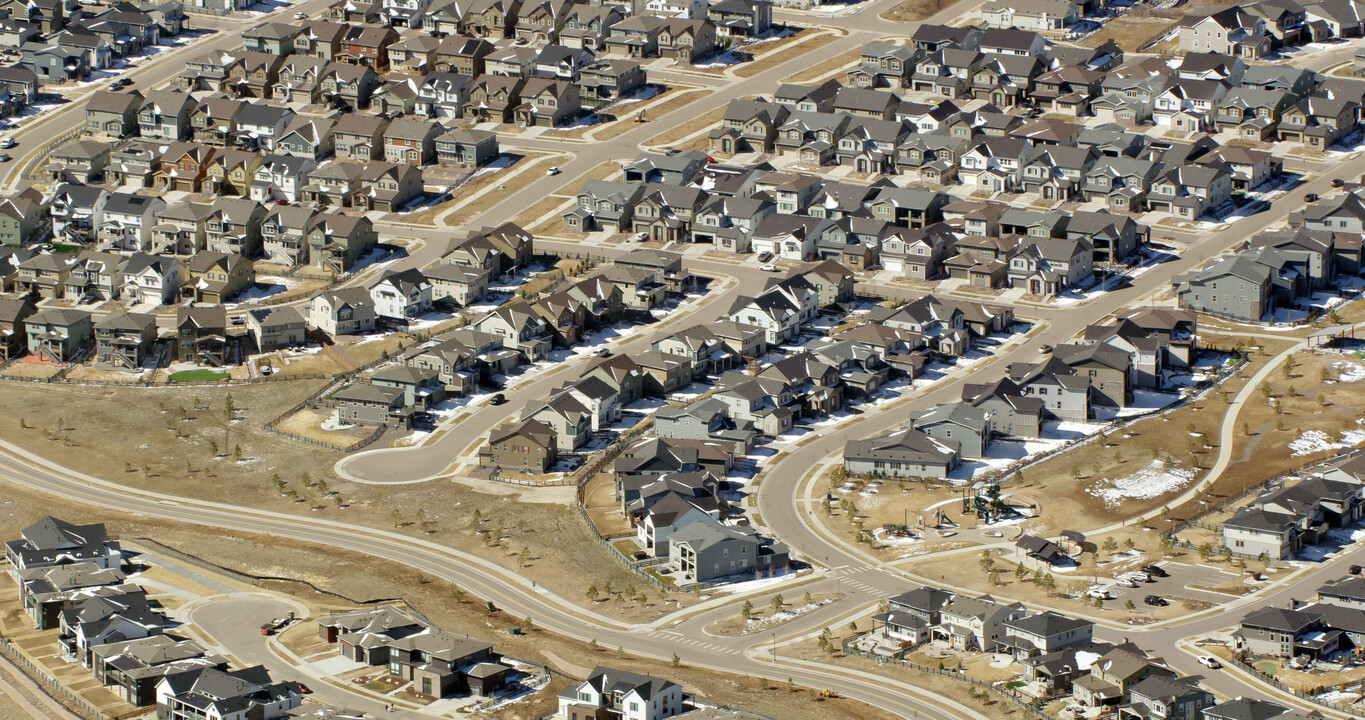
[882,523,914,538]
[962,479,1015,524]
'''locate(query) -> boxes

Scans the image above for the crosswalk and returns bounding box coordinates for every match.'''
[831,564,898,595]
[650,629,743,655]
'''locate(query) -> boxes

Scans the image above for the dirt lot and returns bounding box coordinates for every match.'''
[0,362,60,380]
[0,483,900,720]
[880,0,961,21]
[1077,15,1178,51]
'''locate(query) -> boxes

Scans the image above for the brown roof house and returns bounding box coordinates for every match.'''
[482,418,558,472]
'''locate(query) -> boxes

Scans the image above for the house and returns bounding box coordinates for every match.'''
[332,114,390,161]
[247,307,306,352]
[84,90,142,137]
[372,365,446,409]
[24,308,92,362]
[307,288,376,337]
[121,254,185,305]
[1172,254,1274,322]
[185,251,253,304]
[871,587,952,645]
[515,77,579,127]
[0,292,35,359]
[843,425,959,479]
[137,89,194,140]
[909,402,989,459]
[175,306,232,366]
[980,0,1080,31]
[558,667,683,720]
[308,213,378,272]
[522,392,592,450]
[1179,7,1271,58]
[474,301,552,360]
[999,612,1094,659]
[425,264,489,307]
[371,268,433,322]
[1117,677,1214,720]
[435,127,499,166]
[90,636,228,707]
[1054,342,1130,407]
[667,518,786,583]
[726,275,819,344]
[1222,507,1304,559]
[933,593,1027,652]
[154,666,301,720]
[384,116,442,166]
[1006,357,1091,421]
[5,518,119,577]
[1072,646,1174,708]
[334,384,406,425]
[45,140,110,185]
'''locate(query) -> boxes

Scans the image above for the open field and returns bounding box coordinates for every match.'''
[880,0,962,21]
[1076,15,1178,51]
[0,482,901,720]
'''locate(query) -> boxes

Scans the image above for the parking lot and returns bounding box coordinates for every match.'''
[1104,561,1242,609]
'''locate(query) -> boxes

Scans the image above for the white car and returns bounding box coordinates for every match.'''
[0,138,15,149]
[759,264,777,272]
[1197,655,1221,669]
[546,166,561,175]
[294,10,307,18]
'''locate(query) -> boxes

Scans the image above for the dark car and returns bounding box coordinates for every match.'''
[756,251,773,263]
[1351,565,1362,575]
[1333,178,1346,187]
[1144,595,1167,606]
[1141,565,1167,577]
[1305,193,1319,203]
[489,393,507,406]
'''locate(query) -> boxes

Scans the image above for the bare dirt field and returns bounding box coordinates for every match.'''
[880,0,961,21]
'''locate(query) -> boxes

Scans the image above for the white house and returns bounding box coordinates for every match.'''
[370,268,433,322]
[122,254,185,305]
[557,667,684,720]
[248,155,317,204]
[725,275,820,344]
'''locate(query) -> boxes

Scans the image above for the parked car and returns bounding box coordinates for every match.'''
[0,154,12,163]
[1141,565,1167,577]
[489,393,507,406]
[1305,193,1319,203]
[760,264,777,272]
[756,251,773,263]
[294,10,307,18]
[1144,595,1167,606]
[1197,655,1222,669]
[593,348,612,358]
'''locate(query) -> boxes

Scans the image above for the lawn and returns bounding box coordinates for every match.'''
[168,369,229,382]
